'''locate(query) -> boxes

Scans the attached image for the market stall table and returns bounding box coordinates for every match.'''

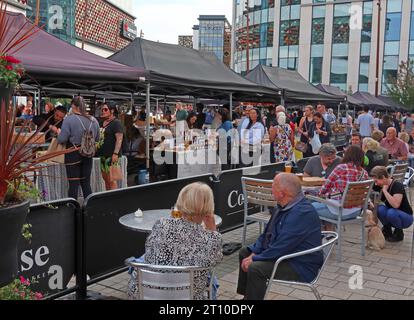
[36,156,128,202]
[119,209,223,233]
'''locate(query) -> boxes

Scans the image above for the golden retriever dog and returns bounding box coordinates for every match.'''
[365,210,385,251]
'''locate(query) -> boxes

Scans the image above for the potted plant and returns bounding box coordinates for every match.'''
[0,276,43,300]
[0,0,76,288]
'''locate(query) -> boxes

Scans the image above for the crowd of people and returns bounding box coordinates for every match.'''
[19,95,414,300]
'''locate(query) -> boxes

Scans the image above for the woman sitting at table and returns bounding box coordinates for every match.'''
[362,137,389,174]
[370,166,413,242]
[312,145,369,223]
[127,182,223,300]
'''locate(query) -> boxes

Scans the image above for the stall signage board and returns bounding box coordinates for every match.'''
[122,20,137,41]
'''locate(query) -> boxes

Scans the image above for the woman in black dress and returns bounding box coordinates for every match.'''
[298,105,315,158]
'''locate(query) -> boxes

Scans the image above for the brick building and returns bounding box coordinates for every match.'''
[178,35,193,49]
[19,0,137,57]
[75,0,136,57]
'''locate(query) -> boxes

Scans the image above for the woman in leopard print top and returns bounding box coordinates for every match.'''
[128,182,223,300]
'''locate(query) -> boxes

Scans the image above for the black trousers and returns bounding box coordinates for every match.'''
[237,247,301,300]
[65,150,93,200]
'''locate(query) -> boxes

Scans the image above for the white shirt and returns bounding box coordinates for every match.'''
[356,113,374,137]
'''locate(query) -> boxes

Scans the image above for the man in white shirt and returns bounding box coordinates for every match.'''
[356,106,375,138]
[317,103,329,122]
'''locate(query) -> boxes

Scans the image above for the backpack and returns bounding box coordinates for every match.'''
[76,116,96,158]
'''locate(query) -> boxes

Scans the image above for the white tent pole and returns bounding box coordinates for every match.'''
[146,82,151,170]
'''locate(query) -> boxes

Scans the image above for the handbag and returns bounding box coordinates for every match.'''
[295,141,308,153]
[309,133,322,154]
[46,138,65,163]
[109,164,123,181]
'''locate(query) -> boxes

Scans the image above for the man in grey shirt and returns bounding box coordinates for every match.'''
[303,143,342,178]
[402,113,414,134]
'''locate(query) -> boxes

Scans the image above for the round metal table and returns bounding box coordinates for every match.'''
[119,209,223,233]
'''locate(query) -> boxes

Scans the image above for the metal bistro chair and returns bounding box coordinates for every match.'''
[387,162,409,181]
[307,180,374,262]
[403,167,414,205]
[411,229,414,269]
[241,177,277,246]
[126,261,214,300]
[264,231,338,300]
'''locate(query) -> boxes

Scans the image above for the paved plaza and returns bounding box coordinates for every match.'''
[85,219,414,301]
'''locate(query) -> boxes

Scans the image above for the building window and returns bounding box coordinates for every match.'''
[234,2,274,75]
[382,0,402,94]
[279,1,301,70]
[358,1,373,91]
[330,4,350,90]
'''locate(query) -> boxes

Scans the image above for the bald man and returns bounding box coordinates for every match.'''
[237,173,323,300]
[380,127,408,161]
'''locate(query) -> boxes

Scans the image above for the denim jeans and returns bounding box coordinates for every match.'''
[377,205,413,229]
[312,202,361,221]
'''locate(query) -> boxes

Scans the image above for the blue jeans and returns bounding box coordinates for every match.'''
[377,205,413,229]
[312,202,361,221]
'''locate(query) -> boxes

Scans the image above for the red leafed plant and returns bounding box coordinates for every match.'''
[0,0,41,87]
[0,100,77,205]
[0,0,41,56]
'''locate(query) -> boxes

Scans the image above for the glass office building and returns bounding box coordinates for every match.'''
[233,0,275,75]
[232,0,414,95]
[196,15,232,66]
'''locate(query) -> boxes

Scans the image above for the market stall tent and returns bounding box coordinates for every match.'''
[4,12,147,91]
[245,65,344,103]
[109,38,278,100]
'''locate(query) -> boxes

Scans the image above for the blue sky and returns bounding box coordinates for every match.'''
[132,0,232,44]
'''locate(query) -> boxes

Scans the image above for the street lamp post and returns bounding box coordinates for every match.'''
[82,0,89,50]
[375,0,382,97]
[245,0,250,74]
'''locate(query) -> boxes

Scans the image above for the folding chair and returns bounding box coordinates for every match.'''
[241,177,276,246]
[126,261,214,300]
[307,180,374,262]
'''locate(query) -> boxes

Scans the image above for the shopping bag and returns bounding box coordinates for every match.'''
[309,133,322,154]
[46,138,65,163]
[109,165,123,181]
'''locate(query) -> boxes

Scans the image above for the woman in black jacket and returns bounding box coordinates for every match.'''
[308,112,332,153]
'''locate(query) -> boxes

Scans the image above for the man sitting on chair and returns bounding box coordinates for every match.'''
[236,173,323,300]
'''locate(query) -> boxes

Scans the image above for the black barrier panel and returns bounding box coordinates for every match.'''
[213,163,285,233]
[83,174,214,280]
[17,199,78,297]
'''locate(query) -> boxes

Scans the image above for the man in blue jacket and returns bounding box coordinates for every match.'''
[237,173,323,300]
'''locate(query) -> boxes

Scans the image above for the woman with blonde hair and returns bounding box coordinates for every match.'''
[362,137,389,173]
[127,182,223,300]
